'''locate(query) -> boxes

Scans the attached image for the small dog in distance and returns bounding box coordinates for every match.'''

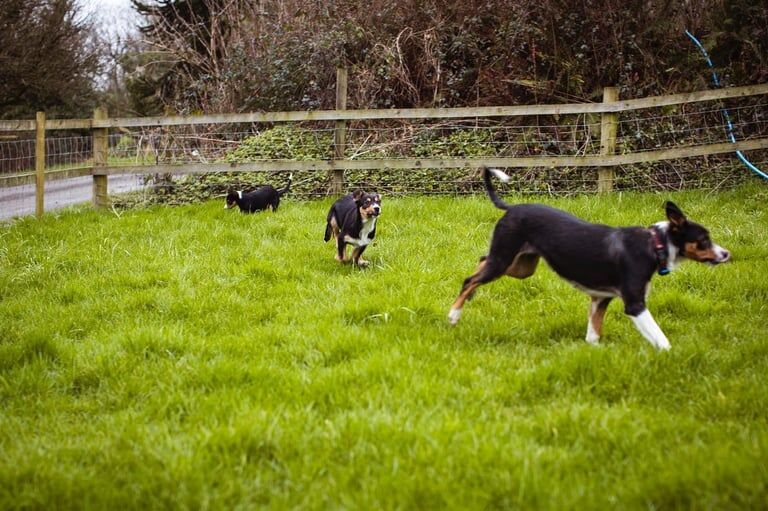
[224,174,292,213]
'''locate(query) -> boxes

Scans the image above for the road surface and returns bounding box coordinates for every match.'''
[0,175,146,221]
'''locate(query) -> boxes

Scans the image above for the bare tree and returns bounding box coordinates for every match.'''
[130,0,250,112]
[0,0,103,118]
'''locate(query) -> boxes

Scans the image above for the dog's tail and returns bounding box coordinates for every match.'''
[482,166,512,210]
[278,173,293,196]
[324,206,334,242]
[323,222,332,242]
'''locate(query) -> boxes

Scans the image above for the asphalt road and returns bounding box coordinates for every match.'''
[0,175,146,221]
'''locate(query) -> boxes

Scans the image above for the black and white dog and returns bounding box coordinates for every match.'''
[224,174,292,213]
[448,167,731,350]
[324,190,382,267]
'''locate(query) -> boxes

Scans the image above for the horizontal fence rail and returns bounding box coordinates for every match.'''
[98,138,768,176]
[1,79,766,217]
[1,83,767,131]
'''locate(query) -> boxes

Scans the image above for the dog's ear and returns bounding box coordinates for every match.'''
[352,189,365,206]
[665,201,687,228]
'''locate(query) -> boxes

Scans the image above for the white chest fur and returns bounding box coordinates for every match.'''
[344,217,377,247]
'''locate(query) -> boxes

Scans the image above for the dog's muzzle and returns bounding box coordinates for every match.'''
[713,246,731,263]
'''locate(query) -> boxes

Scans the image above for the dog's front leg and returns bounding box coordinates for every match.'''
[351,245,369,267]
[586,297,612,345]
[625,302,671,351]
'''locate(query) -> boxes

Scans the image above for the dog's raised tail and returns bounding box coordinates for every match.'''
[482,166,512,210]
[278,173,293,196]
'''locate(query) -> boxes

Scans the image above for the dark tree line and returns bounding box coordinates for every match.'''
[126,0,768,115]
[0,0,103,119]
[1,0,766,118]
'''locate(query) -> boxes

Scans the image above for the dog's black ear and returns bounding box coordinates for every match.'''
[352,189,365,206]
[665,201,687,227]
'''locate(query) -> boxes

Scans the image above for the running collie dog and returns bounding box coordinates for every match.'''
[448,167,730,350]
[324,190,382,267]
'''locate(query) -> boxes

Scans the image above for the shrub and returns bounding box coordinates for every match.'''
[224,125,333,163]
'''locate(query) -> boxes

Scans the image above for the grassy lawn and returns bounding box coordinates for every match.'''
[1,184,767,509]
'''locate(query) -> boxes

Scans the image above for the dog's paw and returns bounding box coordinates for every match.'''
[448,308,462,325]
[355,259,371,268]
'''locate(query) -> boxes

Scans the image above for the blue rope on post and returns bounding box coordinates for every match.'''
[685,30,768,180]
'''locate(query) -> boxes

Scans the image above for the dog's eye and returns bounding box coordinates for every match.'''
[697,239,712,250]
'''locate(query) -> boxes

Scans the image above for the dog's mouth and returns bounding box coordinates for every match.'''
[703,255,730,265]
[709,248,731,264]
[685,244,730,265]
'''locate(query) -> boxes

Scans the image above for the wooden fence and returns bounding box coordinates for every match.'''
[1,76,767,217]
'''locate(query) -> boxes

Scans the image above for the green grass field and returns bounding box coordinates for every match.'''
[1,185,767,510]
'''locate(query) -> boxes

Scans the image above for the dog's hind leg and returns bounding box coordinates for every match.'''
[450,221,527,325]
[505,250,540,279]
[448,255,511,325]
[336,237,347,263]
[585,297,612,345]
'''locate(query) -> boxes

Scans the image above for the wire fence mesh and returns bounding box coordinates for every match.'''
[1,95,766,220]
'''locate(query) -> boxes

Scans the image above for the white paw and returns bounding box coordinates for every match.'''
[585,333,600,345]
[656,339,671,351]
[448,308,462,325]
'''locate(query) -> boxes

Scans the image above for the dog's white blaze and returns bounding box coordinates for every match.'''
[489,168,511,183]
[630,309,671,351]
[654,221,680,270]
[448,307,462,325]
[344,217,377,247]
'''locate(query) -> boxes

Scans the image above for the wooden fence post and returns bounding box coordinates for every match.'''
[92,107,109,208]
[35,111,45,217]
[330,67,348,195]
[598,86,618,193]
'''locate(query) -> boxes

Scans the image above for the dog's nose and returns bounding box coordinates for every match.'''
[713,245,731,263]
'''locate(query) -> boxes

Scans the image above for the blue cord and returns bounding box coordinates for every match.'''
[685,30,768,180]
